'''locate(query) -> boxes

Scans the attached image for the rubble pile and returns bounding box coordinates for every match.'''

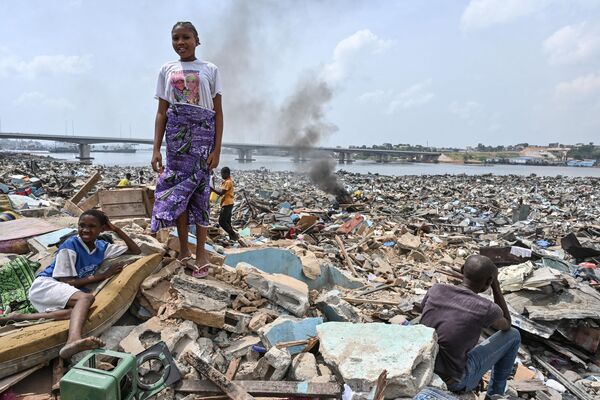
[0,154,599,399]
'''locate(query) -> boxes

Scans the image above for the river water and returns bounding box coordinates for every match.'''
[39,150,600,178]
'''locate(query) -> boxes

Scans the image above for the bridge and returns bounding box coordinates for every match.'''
[0,132,441,165]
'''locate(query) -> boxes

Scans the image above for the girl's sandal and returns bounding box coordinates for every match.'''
[177,256,194,268]
[192,264,210,279]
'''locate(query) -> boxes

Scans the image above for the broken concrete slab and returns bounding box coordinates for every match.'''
[258,316,323,355]
[119,317,199,358]
[317,322,438,398]
[98,325,137,351]
[300,251,322,280]
[289,352,318,381]
[397,232,421,250]
[243,264,309,317]
[316,289,361,322]
[225,248,363,291]
[171,273,242,307]
[131,233,166,256]
[223,336,261,360]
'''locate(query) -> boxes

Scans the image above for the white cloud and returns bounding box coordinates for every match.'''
[461,0,552,31]
[13,92,74,110]
[356,90,385,103]
[449,101,482,121]
[357,80,435,114]
[554,71,600,102]
[386,79,434,114]
[0,52,92,79]
[543,22,600,65]
[322,29,392,82]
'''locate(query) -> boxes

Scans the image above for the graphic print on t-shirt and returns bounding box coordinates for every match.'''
[170,70,201,105]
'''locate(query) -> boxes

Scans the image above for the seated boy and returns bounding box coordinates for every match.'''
[1,210,141,360]
[420,255,520,398]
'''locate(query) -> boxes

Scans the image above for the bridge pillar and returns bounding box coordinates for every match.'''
[375,154,390,163]
[291,150,307,163]
[76,143,93,165]
[236,149,255,163]
[338,152,346,164]
[344,152,354,164]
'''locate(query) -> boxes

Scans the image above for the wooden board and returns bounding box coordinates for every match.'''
[176,380,342,398]
[0,254,162,379]
[99,189,143,205]
[0,363,44,394]
[78,193,99,211]
[70,172,101,204]
[0,218,60,242]
[101,203,148,218]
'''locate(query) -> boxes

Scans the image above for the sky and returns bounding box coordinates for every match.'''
[1,0,600,148]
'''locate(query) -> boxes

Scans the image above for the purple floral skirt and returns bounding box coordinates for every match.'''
[151,104,215,232]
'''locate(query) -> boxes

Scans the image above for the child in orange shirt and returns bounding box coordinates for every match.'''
[211,167,238,241]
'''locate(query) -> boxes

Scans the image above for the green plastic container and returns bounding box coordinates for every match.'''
[60,349,137,400]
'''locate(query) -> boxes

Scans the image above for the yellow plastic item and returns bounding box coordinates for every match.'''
[210,192,219,203]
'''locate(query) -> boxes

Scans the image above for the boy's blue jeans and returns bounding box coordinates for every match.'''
[447,328,521,396]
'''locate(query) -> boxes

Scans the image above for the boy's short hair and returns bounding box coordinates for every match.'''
[221,167,231,176]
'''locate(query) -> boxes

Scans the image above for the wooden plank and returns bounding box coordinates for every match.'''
[99,189,143,205]
[142,188,153,216]
[225,358,241,380]
[102,203,147,218]
[533,356,593,400]
[0,363,45,394]
[62,199,84,217]
[334,235,358,277]
[183,353,256,400]
[78,193,99,211]
[0,218,60,242]
[342,297,399,306]
[176,379,342,398]
[70,172,101,204]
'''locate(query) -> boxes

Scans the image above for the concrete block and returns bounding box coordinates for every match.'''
[245,268,309,317]
[168,273,245,329]
[131,233,166,255]
[317,322,438,398]
[171,273,241,306]
[254,346,291,381]
[258,316,323,355]
[224,309,251,334]
[289,352,318,381]
[316,289,361,322]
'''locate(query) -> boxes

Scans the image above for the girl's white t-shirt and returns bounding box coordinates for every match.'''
[155,59,222,111]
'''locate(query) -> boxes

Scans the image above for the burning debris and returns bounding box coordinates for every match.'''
[308,158,352,204]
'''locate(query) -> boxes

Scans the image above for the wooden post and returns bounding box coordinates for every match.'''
[183,352,256,400]
[334,235,358,277]
[70,171,101,204]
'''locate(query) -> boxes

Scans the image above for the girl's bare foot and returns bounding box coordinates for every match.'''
[177,250,192,262]
[59,336,105,360]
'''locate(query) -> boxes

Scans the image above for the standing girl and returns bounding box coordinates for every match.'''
[151,21,223,278]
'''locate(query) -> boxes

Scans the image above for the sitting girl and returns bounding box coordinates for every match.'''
[2,210,141,360]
